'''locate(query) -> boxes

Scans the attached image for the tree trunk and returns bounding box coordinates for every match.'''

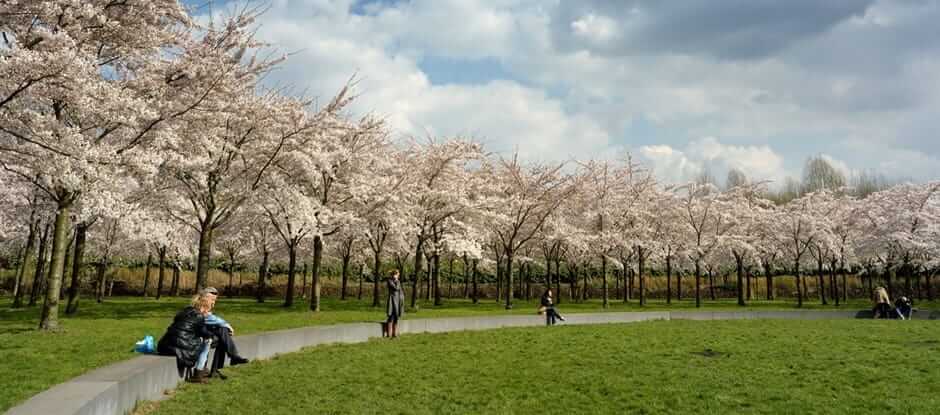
[764,262,773,301]
[39,204,71,331]
[284,244,297,307]
[411,239,424,309]
[310,235,323,312]
[195,223,214,292]
[554,259,562,304]
[465,255,472,299]
[495,255,502,303]
[425,253,433,302]
[171,263,180,297]
[448,256,455,300]
[13,220,38,308]
[504,252,514,310]
[625,268,633,302]
[60,236,74,301]
[257,250,269,303]
[29,224,51,307]
[95,262,107,303]
[227,253,235,295]
[746,270,753,301]
[666,256,673,305]
[472,259,479,304]
[831,259,840,306]
[302,262,308,299]
[340,253,350,301]
[677,271,683,301]
[694,260,702,308]
[637,247,646,306]
[735,254,745,306]
[926,269,934,301]
[142,252,153,298]
[708,270,716,300]
[582,266,590,302]
[372,247,383,307]
[840,259,848,303]
[433,252,442,306]
[601,255,609,308]
[65,225,87,314]
[817,257,827,305]
[357,263,364,301]
[156,248,166,300]
[795,260,803,308]
[567,264,577,302]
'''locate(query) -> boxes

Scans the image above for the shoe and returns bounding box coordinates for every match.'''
[230,356,249,366]
[187,369,209,384]
[559,316,566,322]
[210,370,228,380]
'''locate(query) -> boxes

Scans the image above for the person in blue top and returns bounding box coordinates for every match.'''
[199,287,249,379]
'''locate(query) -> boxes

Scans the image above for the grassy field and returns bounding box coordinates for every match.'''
[139,319,940,415]
[1,295,935,412]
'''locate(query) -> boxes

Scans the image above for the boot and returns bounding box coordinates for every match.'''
[187,369,209,384]
[230,356,249,366]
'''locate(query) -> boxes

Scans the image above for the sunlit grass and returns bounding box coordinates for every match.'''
[142,319,940,414]
[2,294,935,412]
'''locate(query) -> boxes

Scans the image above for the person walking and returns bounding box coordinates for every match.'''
[386,269,405,338]
[872,286,892,319]
[540,288,565,326]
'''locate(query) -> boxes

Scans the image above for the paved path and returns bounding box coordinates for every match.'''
[8,309,938,415]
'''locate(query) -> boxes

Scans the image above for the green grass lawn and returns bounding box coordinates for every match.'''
[141,319,940,415]
[1,295,935,412]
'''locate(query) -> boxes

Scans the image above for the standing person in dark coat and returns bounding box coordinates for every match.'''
[157,294,214,383]
[540,288,565,326]
[386,269,405,338]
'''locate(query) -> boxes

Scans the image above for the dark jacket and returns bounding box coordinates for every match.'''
[386,277,404,318]
[157,306,211,374]
[540,293,554,308]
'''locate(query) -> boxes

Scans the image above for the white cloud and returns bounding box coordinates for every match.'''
[638,137,789,187]
[570,13,620,44]
[220,0,940,183]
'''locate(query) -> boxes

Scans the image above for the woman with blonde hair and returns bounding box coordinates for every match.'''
[157,293,214,383]
[872,286,891,319]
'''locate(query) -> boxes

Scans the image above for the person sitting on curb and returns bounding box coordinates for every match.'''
[157,294,215,383]
[200,287,249,380]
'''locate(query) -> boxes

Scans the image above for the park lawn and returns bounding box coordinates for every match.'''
[141,319,940,415]
[1,295,934,412]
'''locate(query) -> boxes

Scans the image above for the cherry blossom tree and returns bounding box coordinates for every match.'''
[482,154,575,310]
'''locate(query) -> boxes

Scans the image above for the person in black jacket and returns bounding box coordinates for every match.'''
[157,294,214,383]
[540,288,565,326]
[385,270,405,338]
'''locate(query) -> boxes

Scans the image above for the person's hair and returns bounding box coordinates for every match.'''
[190,294,213,313]
[390,269,400,277]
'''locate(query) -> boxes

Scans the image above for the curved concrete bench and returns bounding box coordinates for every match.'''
[8,309,939,415]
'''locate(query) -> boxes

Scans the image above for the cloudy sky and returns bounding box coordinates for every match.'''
[195,0,940,186]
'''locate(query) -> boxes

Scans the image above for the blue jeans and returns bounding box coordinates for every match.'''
[196,339,211,370]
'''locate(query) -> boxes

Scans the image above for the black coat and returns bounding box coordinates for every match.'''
[157,306,211,372]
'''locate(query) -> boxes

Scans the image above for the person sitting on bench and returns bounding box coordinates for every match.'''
[199,287,249,379]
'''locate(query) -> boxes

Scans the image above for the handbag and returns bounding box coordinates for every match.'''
[537,306,547,315]
[134,335,155,354]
